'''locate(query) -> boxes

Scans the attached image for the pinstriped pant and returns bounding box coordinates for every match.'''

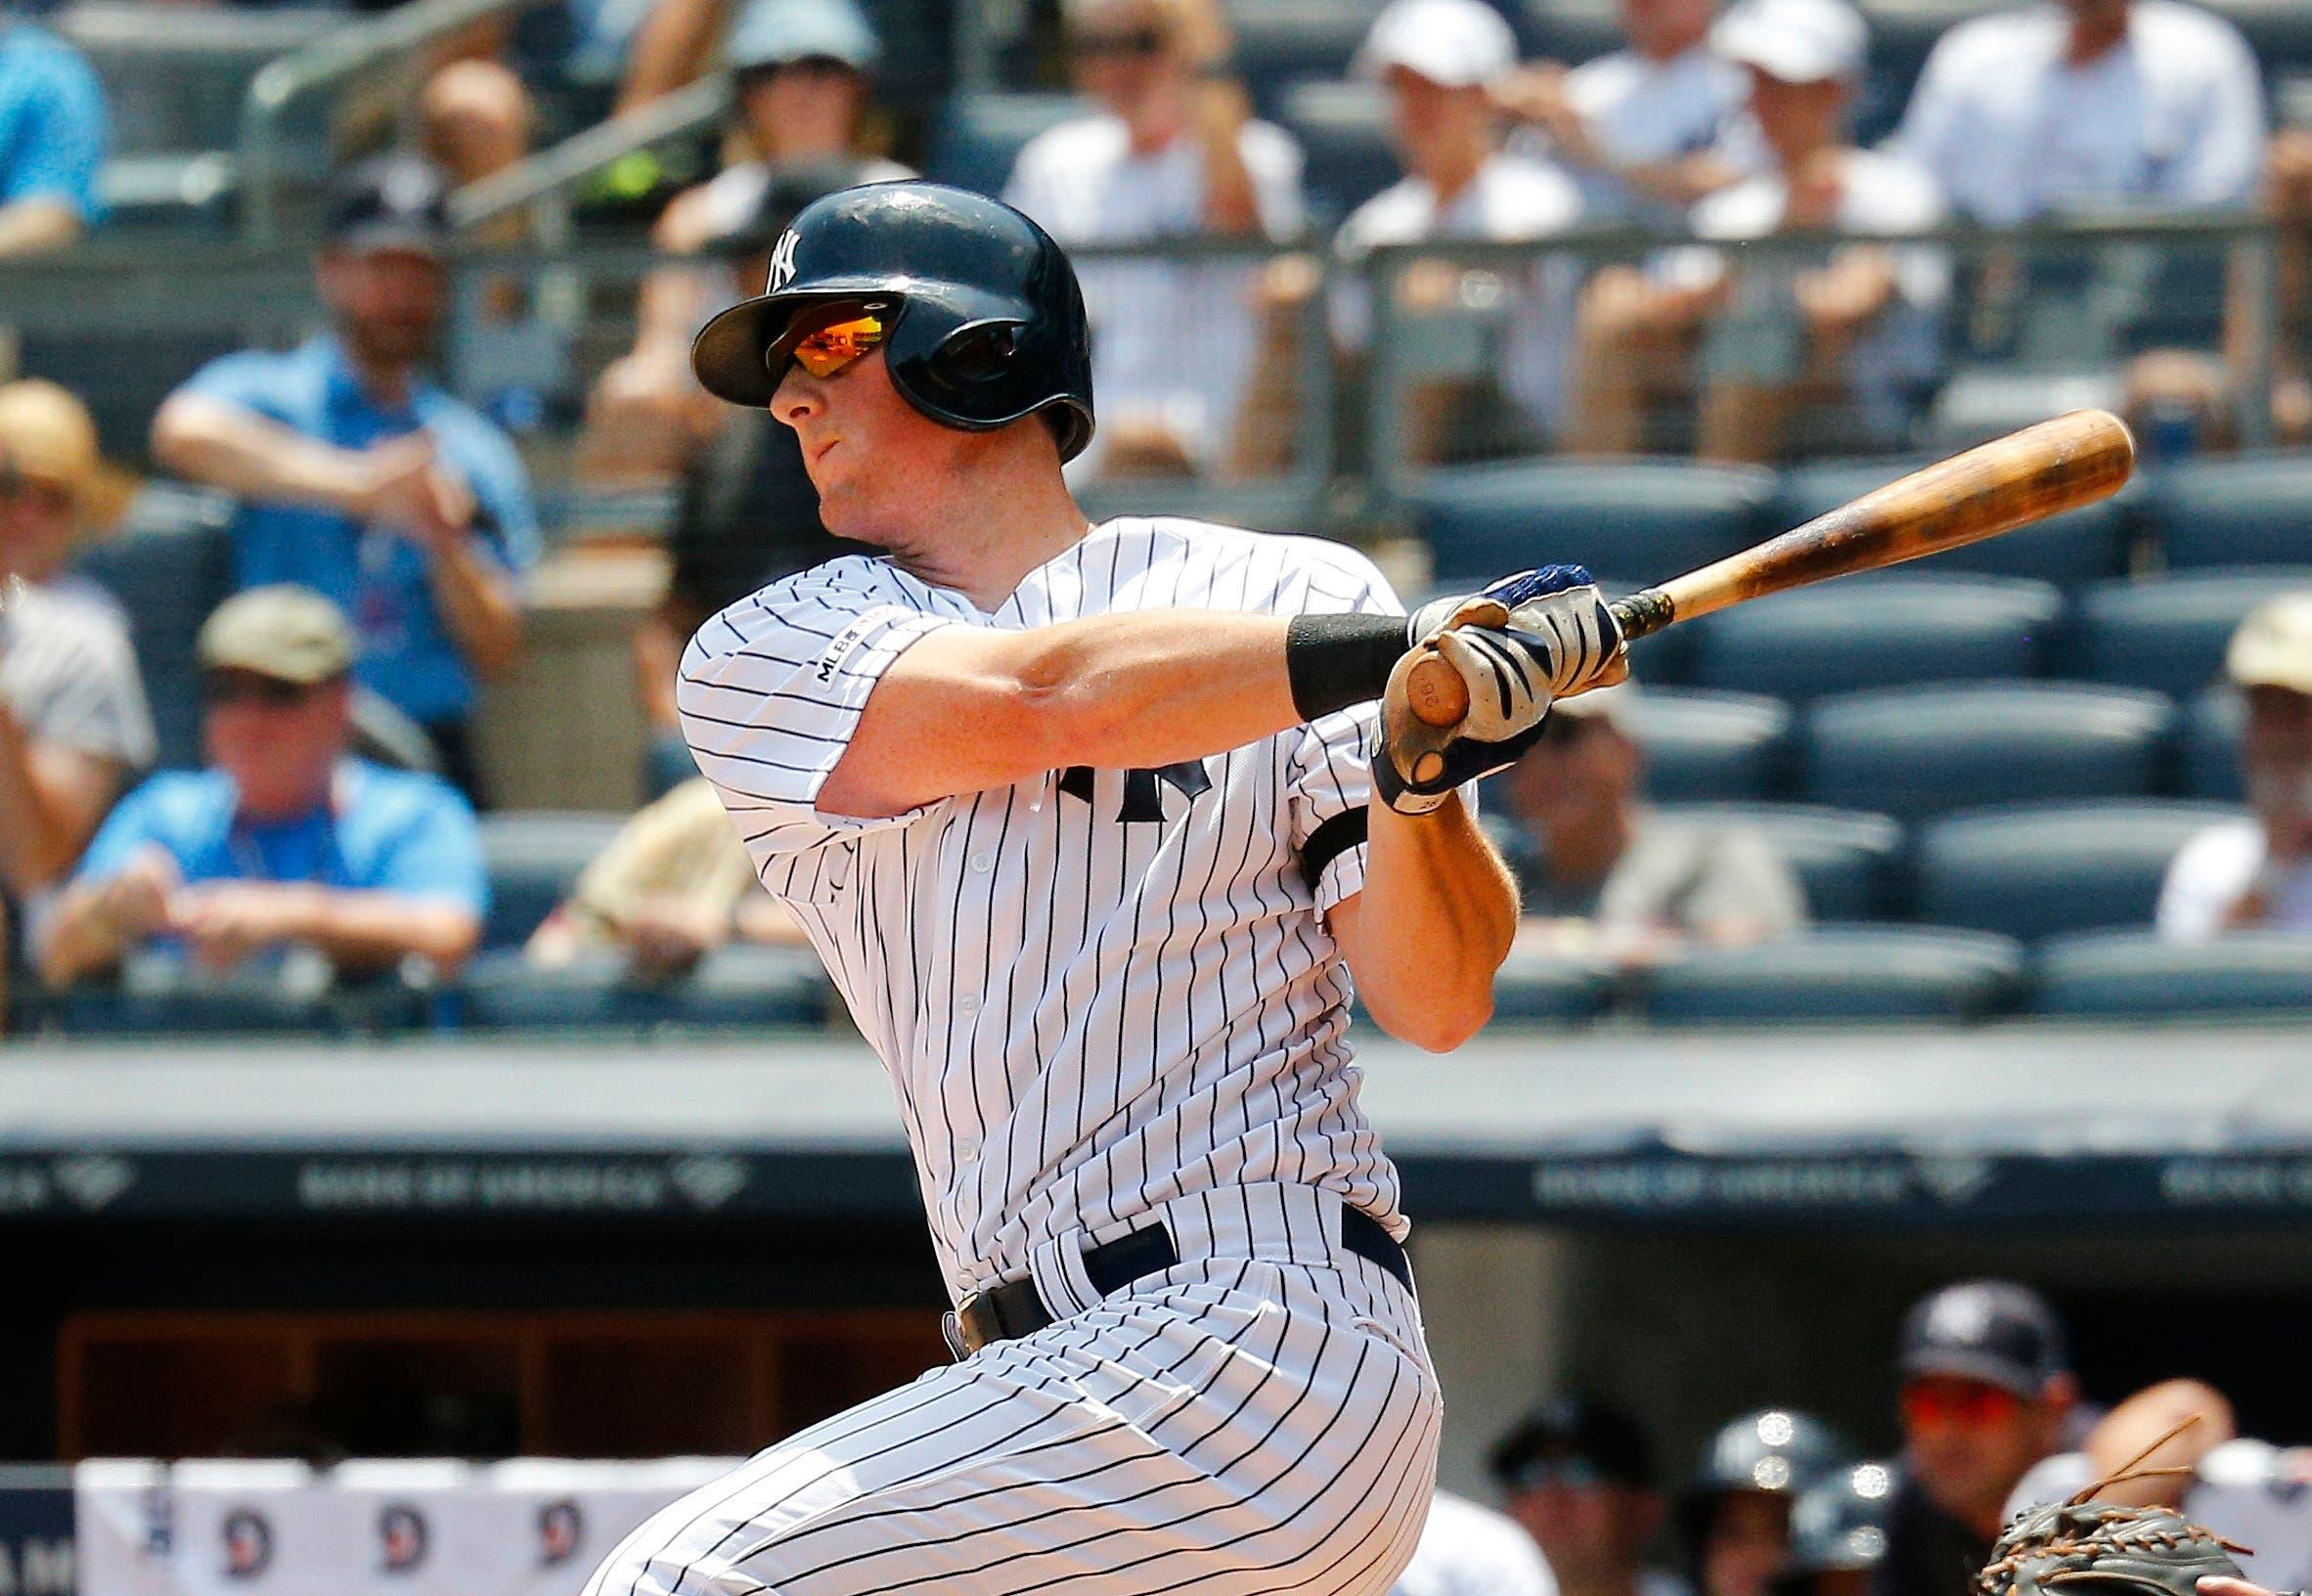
[580,1192,1442,1596]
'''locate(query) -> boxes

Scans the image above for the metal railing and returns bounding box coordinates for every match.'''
[450,73,734,235]
[237,0,563,247]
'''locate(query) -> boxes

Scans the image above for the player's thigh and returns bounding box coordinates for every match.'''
[585,1261,1440,1596]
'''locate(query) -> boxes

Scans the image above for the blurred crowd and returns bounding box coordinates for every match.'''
[0,0,2309,1027]
[1392,1280,2307,1596]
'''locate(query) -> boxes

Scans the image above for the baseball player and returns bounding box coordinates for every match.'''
[579,179,1623,1596]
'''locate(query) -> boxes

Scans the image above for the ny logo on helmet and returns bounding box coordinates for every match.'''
[768,231,800,291]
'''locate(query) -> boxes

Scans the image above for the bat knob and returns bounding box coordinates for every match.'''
[1406,653,1469,728]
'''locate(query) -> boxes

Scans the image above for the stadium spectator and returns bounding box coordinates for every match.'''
[1002,0,1305,478]
[1322,0,1585,464]
[1491,1397,1687,1596]
[1567,0,1946,462]
[1491,0,1748,227]
[1500,687,1805,961]
[0,17,106,257]
[151,155,538,805]
[1389,1489,1559,1596]
[582,0,911,483]
[2158,594,2312,939]
[1682,1410,1851,1596]
[39,586,484,991]
[1881,1281,2076,1596]
[419,57,534,214]
[526,776,802,978]
[1893,0,2262,227]
[0,380,154,911]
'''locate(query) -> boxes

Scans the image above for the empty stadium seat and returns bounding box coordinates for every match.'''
[1479,945,1615,1023]
[1621,688,1793,801]
[1408,459,1773,586]
[924,92,1089,200]
[2182,686,2245,801]
[2144,455,2312,569]
[1228,0,1386,109]
[1687,577,2062,704]
[1913,799,2242,941]
[2030,929,2312,1018]
[456,946,830,1032]
[2062,568,2312,698]
[72,489,237,771]
[1275,79,1398,220]
[478,812,628,952]
[1774,458,2132,586]
[1655,803,1904,921]
[1805,683,2172,821]
[1636,927,2025,1024]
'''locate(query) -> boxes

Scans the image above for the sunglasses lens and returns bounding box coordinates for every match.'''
[788,312,886,378]
[1901,1384,2020,1428]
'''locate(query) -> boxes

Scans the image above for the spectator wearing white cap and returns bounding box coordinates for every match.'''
[582,0,912,483]
[1492,0,1749,229]
[1893,0,2262,229]
[1002,0,1306,478]
[1568,0,1946,462]
[2157,594,2312,940]
[1326,0,1585,461]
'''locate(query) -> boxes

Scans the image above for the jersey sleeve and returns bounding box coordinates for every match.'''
[1281,545,1404,913]
[676,565,957,871]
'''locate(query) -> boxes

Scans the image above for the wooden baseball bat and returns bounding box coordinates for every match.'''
[1406,409,2137,728]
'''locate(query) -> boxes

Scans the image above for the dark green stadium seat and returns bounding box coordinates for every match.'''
[2063,569,2312,698]
[1408,459,1774,586]
[2143,456,2312,569]
[1805,683,2172,822]
[1622,688,1793,801]
[478,812,628,952]
[1637,927,2025,1024]
[456,947,829,1032]
[1489,945,1615,1023]
[1275,79,1398,220]
[1775,458,2132,585]
[1655,803,1905,920]
[1914,799,2242,941]
[2030,929,2312,1018]
[2183,686,2245,801]
[924,93,1089,200]
[1687,576,2062,703]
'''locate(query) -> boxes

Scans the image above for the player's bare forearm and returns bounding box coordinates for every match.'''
[817,610,1302,818]
[1331,797,1517,1052]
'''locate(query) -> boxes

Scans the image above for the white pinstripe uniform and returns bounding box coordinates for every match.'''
[581,515,1442,1596]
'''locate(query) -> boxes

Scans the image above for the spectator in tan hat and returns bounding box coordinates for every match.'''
[0,379,155,904]
[1501,685,1804,960]
[2157,593,2312,939]
[40,586,483,989]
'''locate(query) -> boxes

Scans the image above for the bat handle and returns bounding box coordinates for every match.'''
[1403,587,1674,729]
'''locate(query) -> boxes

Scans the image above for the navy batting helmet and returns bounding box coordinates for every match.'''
[690,181,1095,462]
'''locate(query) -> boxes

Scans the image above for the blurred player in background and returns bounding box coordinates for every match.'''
[1682,1409,1852,1596]
[1493,1397,1689,1596]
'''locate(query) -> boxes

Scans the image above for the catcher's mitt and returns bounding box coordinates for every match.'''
[1979,1418,2249,1596]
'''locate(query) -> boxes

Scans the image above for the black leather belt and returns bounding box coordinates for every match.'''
[953,1206,1411,1354]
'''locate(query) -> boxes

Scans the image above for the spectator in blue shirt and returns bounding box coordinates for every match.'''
[0,20,106,256]
[151,155,537,801]
[39,586,485,990]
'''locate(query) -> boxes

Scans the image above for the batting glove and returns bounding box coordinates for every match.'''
[1408,564,1626,699]
[1375,626,1558,815]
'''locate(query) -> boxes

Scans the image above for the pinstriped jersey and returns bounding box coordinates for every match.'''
[678,516,1407,1300]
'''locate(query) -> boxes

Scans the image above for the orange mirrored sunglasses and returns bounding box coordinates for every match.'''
[779,310,887,379]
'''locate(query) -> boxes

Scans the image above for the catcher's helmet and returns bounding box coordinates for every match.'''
[690,181,1095,462]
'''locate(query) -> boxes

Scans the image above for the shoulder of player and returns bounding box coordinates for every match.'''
[2130,0,2259,66]
[1918,6,2057,73]
[684,556,921,661]
[1097,515,1399,609]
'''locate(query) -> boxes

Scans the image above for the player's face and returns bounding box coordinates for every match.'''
[771,321,977,547]
[320,246,449,374]
[1899,1377,2059,1524]
[1701,1492,1793,1596]
[1510,1471,1658,1582]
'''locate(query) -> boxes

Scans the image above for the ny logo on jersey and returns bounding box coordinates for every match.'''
[1057,759,1212,822]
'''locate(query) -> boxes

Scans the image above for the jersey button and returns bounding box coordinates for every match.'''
[958,994,980,1015]
[968,853,993,873]
[956,1136,980,1162]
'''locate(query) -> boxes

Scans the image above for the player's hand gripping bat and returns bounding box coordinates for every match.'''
[1405,409,2137,727]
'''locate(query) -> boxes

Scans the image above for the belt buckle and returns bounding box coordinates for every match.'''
[949,1292,986,1356]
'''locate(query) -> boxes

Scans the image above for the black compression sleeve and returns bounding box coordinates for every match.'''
[1284,611,1410,722]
